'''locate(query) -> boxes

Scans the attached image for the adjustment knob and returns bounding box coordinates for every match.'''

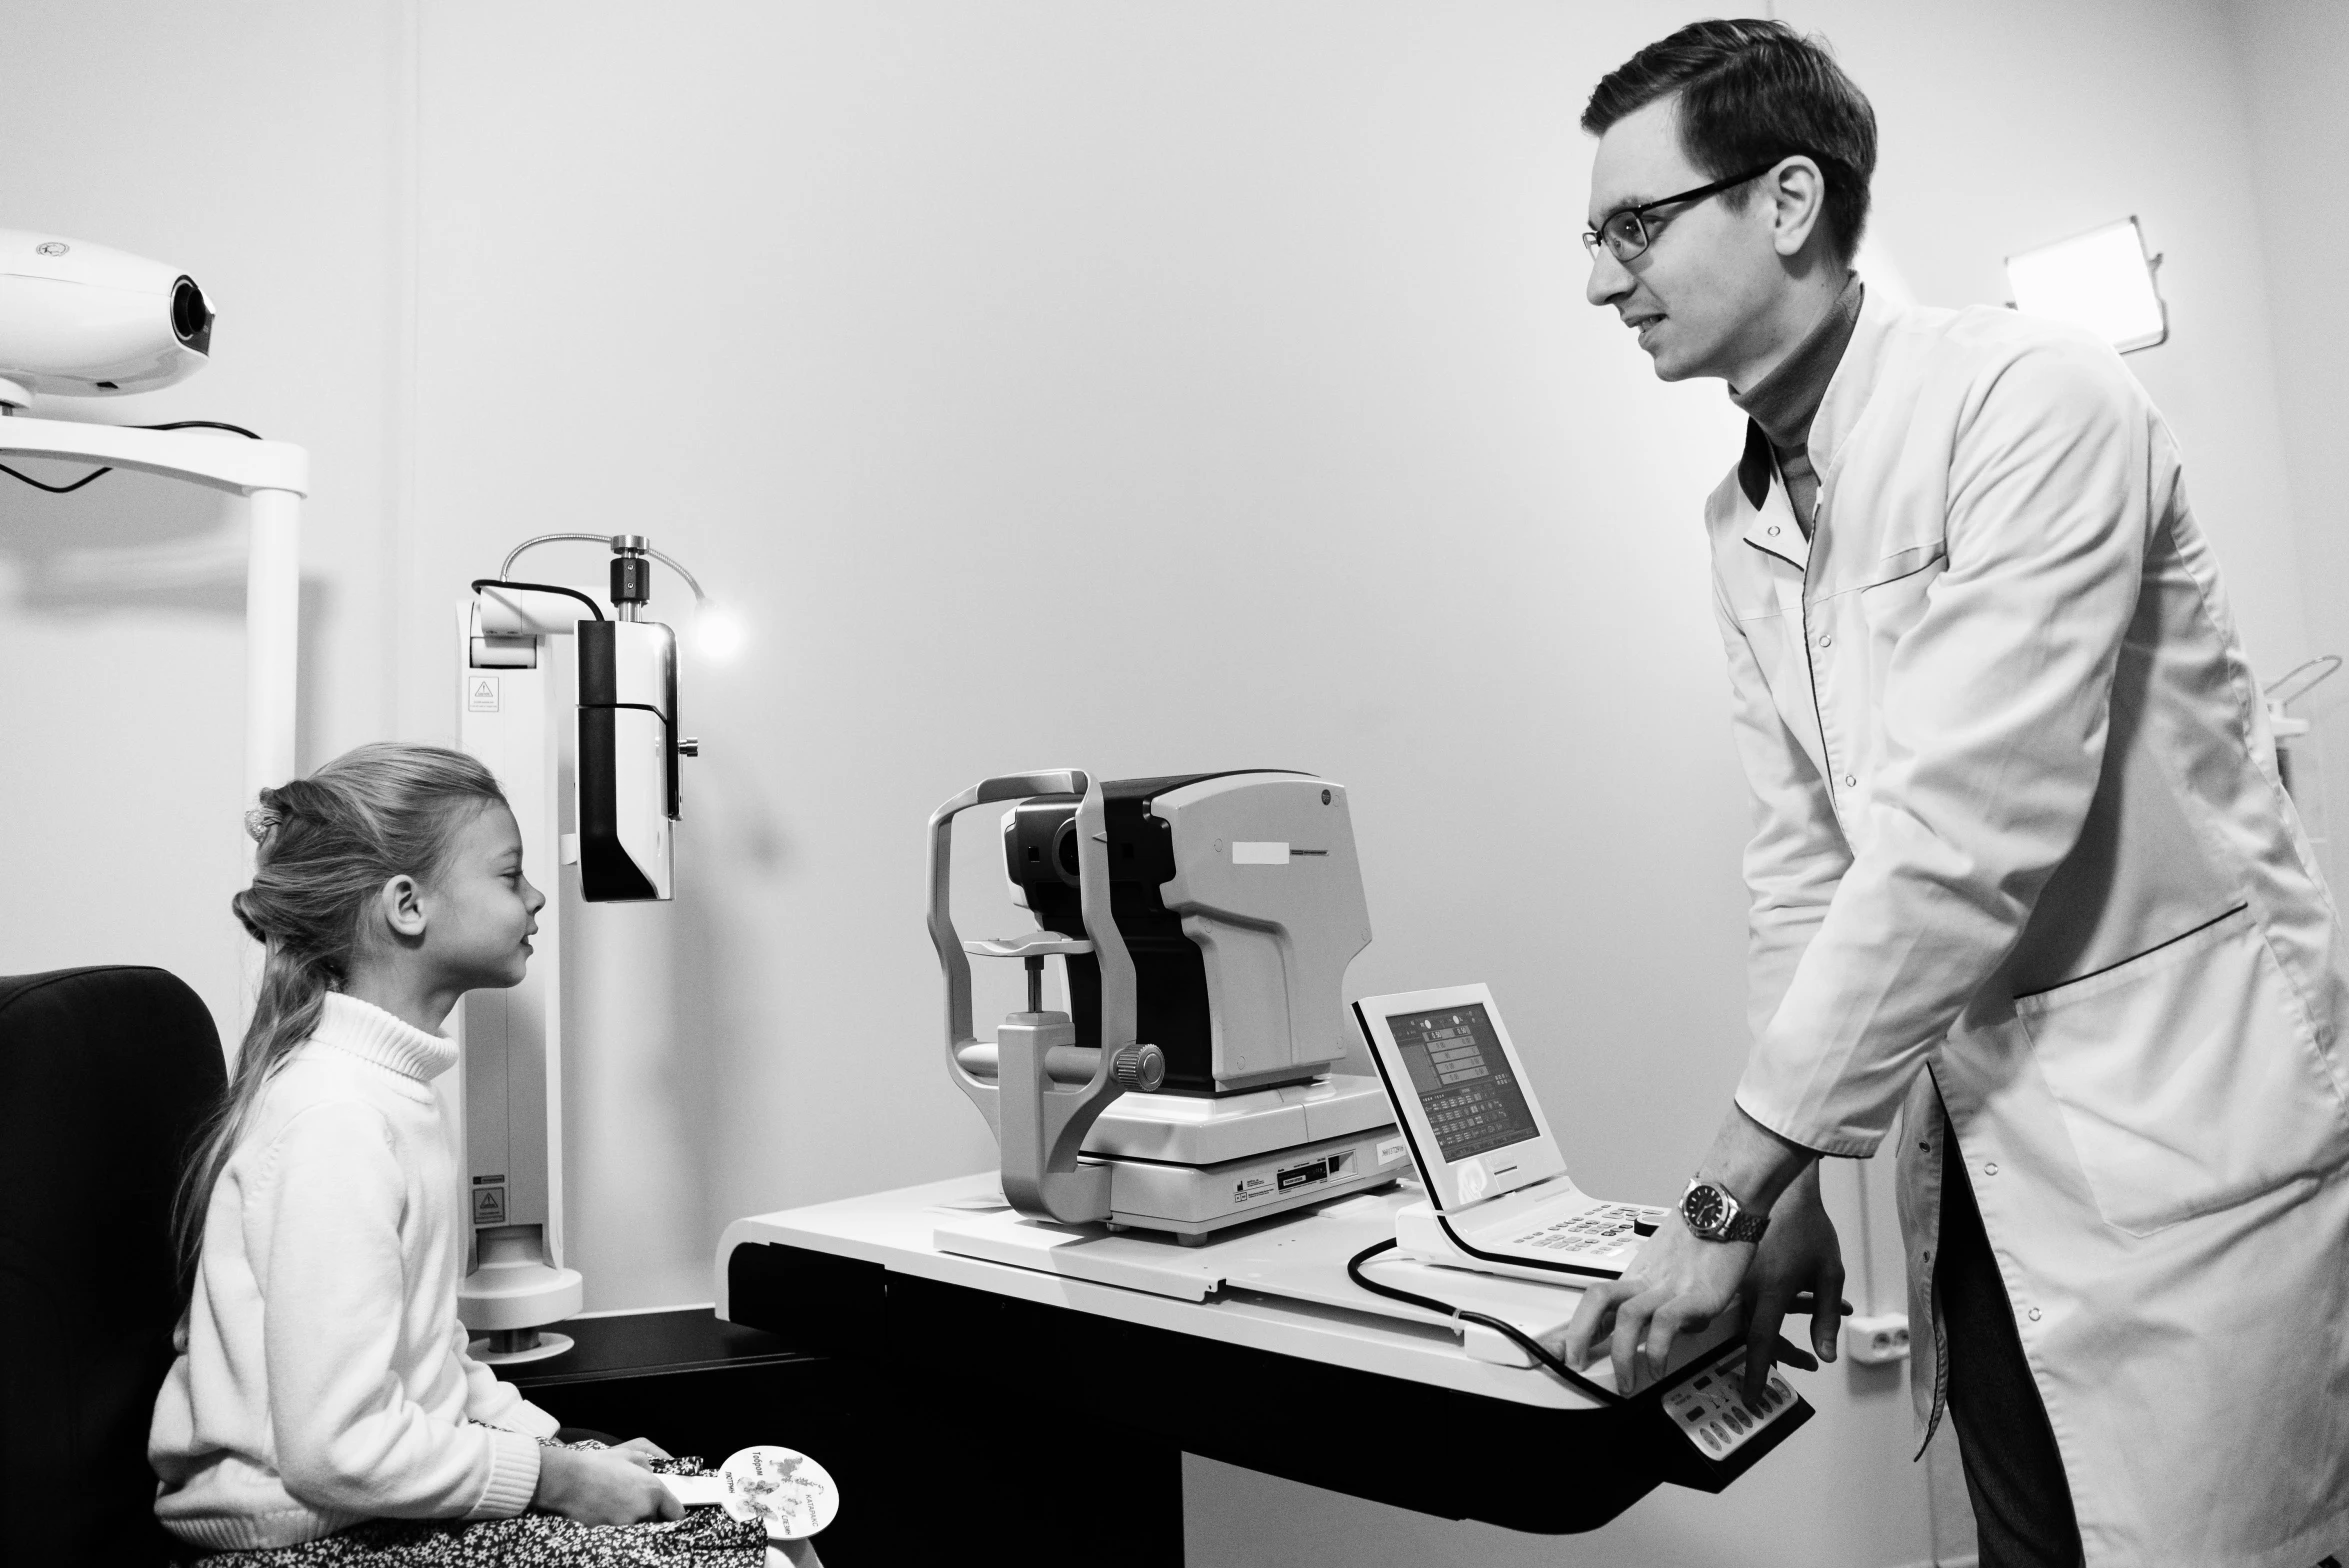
[1111,1043,1167,1092]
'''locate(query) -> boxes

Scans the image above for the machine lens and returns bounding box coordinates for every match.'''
[170,277,213,349]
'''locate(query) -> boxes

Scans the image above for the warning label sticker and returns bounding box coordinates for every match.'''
[467,676,501,713]
[471,1185,507,1225]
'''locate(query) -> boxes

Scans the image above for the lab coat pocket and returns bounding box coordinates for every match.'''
[2014,908,2349,1237]
[1855,545,1944,648]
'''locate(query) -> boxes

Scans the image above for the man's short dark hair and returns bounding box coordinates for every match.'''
[1583,19,1877,263]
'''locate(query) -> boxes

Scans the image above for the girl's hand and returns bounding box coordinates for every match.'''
[610,1436,673,1462]
[533,1445,684,1523]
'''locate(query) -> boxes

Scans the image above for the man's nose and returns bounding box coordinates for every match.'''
[1585,244,1634,308]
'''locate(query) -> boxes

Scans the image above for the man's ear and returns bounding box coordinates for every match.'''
[375,874,428,942]
[1768,157,1829,259]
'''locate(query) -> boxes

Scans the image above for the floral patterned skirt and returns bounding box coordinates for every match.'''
[184,1448,770,1567]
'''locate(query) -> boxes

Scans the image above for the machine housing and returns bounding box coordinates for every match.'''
[931,769,1399,1239]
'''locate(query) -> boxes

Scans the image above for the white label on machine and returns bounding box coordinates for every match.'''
[1232,841,1290,865]
[1661,1352,1800,1459]
[1377,1137,1407,1166]
[1233,1173,1274,1205]
[467,676,501,712]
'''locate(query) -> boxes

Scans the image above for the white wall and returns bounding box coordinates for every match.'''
[2230,0,2349,878]
[4,4,2334,1565]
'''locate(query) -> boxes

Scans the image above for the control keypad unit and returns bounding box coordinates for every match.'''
[1661,1350,1801,1460]
[1505,1202,1666,1264]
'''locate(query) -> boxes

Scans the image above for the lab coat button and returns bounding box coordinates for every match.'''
[1984,1162,1999,1176]
[1767,525,1781,536]
[1818,634,1833,648]
[2027,1308,2042,1322]
[1843,774,1858,788]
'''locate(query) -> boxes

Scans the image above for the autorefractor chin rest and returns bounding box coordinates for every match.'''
[927,770,1403,1239]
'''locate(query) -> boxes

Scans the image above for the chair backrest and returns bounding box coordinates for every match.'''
[0,966,226,1567]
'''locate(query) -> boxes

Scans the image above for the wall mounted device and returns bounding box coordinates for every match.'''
[0,228,302,1031]
[2005,217,2168,354]
[0,229,213,409]
[928,770,1402,1239]
[452,532,710,1361]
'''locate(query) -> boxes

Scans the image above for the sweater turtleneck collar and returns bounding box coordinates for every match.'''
[314,992,459,1083]
[1731,271,1865,452]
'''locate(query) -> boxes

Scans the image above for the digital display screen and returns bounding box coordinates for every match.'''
[1387,1003,1541,1161]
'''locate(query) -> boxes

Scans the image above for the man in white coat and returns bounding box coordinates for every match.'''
[1557,20,2349,1568]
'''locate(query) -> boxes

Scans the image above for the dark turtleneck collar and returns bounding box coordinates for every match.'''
[1733,272,1864,510]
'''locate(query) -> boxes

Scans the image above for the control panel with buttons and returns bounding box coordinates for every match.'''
[1660,1351,1801,1460]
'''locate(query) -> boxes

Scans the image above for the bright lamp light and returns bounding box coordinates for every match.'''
[693,601,747,662]
[2005,218,2168,353]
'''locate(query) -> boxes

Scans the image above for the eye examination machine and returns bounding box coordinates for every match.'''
[927,769,1405,1238]
[716,772,1814,1558]
[451,533,708,1360]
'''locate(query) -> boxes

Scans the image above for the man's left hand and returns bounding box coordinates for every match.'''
[1736,1163,1844,1403]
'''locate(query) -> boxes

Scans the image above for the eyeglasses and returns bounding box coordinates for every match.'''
[1582,161,1790,263]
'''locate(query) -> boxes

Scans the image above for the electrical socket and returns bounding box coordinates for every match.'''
[1844,1312,1911,1364]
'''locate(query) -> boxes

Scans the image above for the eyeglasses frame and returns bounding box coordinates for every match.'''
[1582,158,1808,264]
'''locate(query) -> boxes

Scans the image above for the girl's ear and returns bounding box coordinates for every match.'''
[375,874,428,941]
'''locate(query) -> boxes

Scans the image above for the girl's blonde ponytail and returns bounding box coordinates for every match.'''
[173,744,507,1293]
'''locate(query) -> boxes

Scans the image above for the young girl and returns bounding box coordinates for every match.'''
[150,743,765,1563]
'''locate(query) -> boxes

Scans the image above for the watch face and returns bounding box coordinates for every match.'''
[1683,1184,1728,1233]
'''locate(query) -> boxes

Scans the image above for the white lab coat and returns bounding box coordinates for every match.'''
[1709,287,2349,1568]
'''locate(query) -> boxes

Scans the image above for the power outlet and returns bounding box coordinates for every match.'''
[1845,1312,1911,1364]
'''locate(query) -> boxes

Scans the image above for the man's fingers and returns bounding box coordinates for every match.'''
[1643,1300,1701,1386]
[1743,1287,1795,1405]
[1812,1266,1847,1363]
[1610,1289,1668,1394]
[1564,1278,1637,1369]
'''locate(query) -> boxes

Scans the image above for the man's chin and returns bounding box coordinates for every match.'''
[1645,346,1702,383]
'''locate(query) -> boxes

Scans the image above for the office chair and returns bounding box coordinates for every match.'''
[0,966,225,1566]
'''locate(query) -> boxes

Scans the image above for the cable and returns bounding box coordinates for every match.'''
[2268,654,2344,709]
[1346,1237,1625,1405]
[1,461,109,494]
[132,419,262,439]
[0,418,263,495]
[469,578,607,621]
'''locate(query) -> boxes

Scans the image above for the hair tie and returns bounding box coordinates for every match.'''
[245,806,282,844]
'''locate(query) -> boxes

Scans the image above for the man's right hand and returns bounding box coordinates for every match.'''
[532,1444,684,1524]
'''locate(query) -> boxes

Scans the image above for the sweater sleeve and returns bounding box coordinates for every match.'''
[454,1329,562,1439]
[256,1103,542,1520]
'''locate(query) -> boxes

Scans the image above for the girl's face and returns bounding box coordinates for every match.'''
[425,802,544,991]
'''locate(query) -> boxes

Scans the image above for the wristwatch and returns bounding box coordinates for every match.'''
[1681,1178,1769,1244]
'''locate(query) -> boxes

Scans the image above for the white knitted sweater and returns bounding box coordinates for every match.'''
[149,993,558,1549]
